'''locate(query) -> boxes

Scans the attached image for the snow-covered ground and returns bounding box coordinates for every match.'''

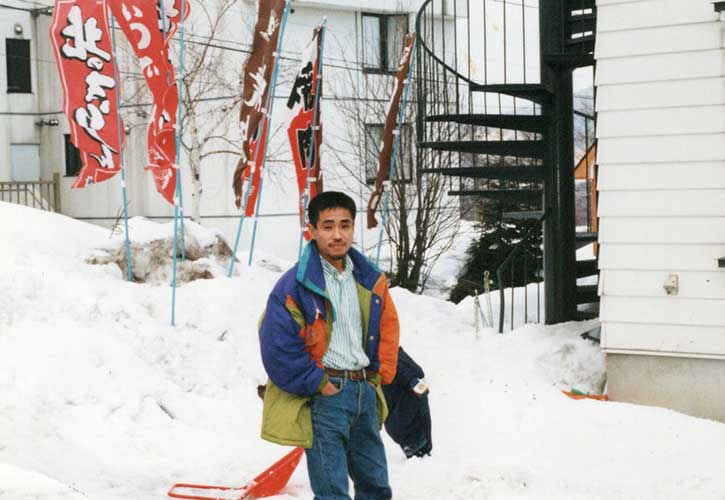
[1,201,724,500]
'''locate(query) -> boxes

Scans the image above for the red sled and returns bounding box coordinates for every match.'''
[168,447,304,500]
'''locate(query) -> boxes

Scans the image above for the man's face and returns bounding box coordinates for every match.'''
[308,207,355,264]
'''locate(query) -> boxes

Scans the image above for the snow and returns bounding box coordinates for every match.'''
[1,201,724,500]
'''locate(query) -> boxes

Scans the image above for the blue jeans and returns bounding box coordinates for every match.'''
[305,377,392,500]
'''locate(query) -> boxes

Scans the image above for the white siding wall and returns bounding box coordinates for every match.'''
[596,0,725,358]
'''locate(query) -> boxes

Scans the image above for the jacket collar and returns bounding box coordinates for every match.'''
[296,241,381,298]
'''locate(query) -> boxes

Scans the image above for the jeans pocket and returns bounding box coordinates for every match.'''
[320,377,343,397]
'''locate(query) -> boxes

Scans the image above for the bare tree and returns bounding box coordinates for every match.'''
[327,32,460,293]
[176,0,244,223]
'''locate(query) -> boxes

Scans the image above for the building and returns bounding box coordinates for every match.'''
[596,0,725,421]
[0,0,453,264]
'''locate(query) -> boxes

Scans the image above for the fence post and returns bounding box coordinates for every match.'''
[52,173,61,213]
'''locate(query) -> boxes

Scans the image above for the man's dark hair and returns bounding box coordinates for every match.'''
[307,191,356,227]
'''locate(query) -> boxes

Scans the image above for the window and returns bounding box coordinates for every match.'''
[361,13,408,73]
[6,39,31,93]
[364,123,413,185]
[64,134,82,177]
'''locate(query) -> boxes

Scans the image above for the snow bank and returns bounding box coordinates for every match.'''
[1,202,724,500]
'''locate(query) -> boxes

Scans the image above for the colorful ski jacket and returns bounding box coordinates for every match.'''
[259,241,400,447]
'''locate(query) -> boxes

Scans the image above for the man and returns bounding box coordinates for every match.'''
[258,191,400,500]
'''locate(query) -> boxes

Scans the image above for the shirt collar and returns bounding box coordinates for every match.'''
[320,254,354,281]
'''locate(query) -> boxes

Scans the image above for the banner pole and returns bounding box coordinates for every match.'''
[109,12,133,282]
[375,39,417,267]
[171,0,188,327]
[297,21,327,259]
[228,0,293,274]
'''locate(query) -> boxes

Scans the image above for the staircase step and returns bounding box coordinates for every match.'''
[568,0,595,10]
[502,210,545,221]
[575,310,599,321]
[576,258,598,278]
[419,140,545,159]
[575,232,598,242]
[468,83,553,104]
[566,36,595,54]
[544,53,595,68]
[448,189,543,204]
[576,284,599,304]
[576,231,598,249]
[421,165,544,182]
[425,114,547,133]
[568,14,595,34]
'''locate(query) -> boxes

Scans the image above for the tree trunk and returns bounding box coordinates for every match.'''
[189,116,203,224]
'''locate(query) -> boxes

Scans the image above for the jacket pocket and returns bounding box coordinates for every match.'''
[261,379,314,448]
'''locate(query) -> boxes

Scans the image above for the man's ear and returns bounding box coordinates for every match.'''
[306,222,316,239]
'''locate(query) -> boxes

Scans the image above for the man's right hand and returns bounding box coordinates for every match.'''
[320,381,340,396]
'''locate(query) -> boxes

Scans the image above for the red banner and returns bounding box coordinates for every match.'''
[232,0,286,212]
[50,0,124,188]
[237,116,269,217]
[108,0,190,204]
[285,27,323,240]
[366,33,416,229]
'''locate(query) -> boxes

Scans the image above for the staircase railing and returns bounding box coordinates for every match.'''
[496,212,545,333]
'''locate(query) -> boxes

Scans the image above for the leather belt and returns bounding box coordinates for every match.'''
[325,368,376,381]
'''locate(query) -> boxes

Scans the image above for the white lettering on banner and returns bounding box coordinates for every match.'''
[130,22,152,49]
[240,115,251,143]
[85,70,115,103]
[61,5,118,172]
[139,56,161,78]
[74,102,107,143]
[261,12,279,42]
[90,143,116,169]
[245,64,268,111]
[61,6,111,62]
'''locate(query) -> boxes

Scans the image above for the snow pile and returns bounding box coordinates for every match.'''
[1,201,724,500]
[86,217,235,284]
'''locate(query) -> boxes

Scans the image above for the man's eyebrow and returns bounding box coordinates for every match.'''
[320,217,353,224]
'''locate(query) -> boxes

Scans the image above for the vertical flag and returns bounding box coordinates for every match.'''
[284,27,323,240]
[108,0,190,204]
[232,0,286,215]
[50,0,124,188]
[366,33,416,229]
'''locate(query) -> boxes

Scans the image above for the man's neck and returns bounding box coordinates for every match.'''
[322,254,346,273]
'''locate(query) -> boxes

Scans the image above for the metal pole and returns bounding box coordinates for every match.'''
[228,0,293,275]
[171,0,189,327]
[247,0,295,267]
[375,40,417,266]
[540,0,577,324]
[109,11,133,283]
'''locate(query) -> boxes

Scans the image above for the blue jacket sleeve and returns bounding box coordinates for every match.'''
[259,291,325,397]
[395,347,425,389]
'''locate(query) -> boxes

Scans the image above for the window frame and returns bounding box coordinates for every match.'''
[363,122,414,185]
[64,134,82,177]
[361,12,409,75]
[6,38,32,94]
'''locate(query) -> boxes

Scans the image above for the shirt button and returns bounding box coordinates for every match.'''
[369,336,374,341]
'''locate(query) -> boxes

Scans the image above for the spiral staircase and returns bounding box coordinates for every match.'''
[415,0,598,327]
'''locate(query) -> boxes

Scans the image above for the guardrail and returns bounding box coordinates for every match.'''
[0,173,61,212]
